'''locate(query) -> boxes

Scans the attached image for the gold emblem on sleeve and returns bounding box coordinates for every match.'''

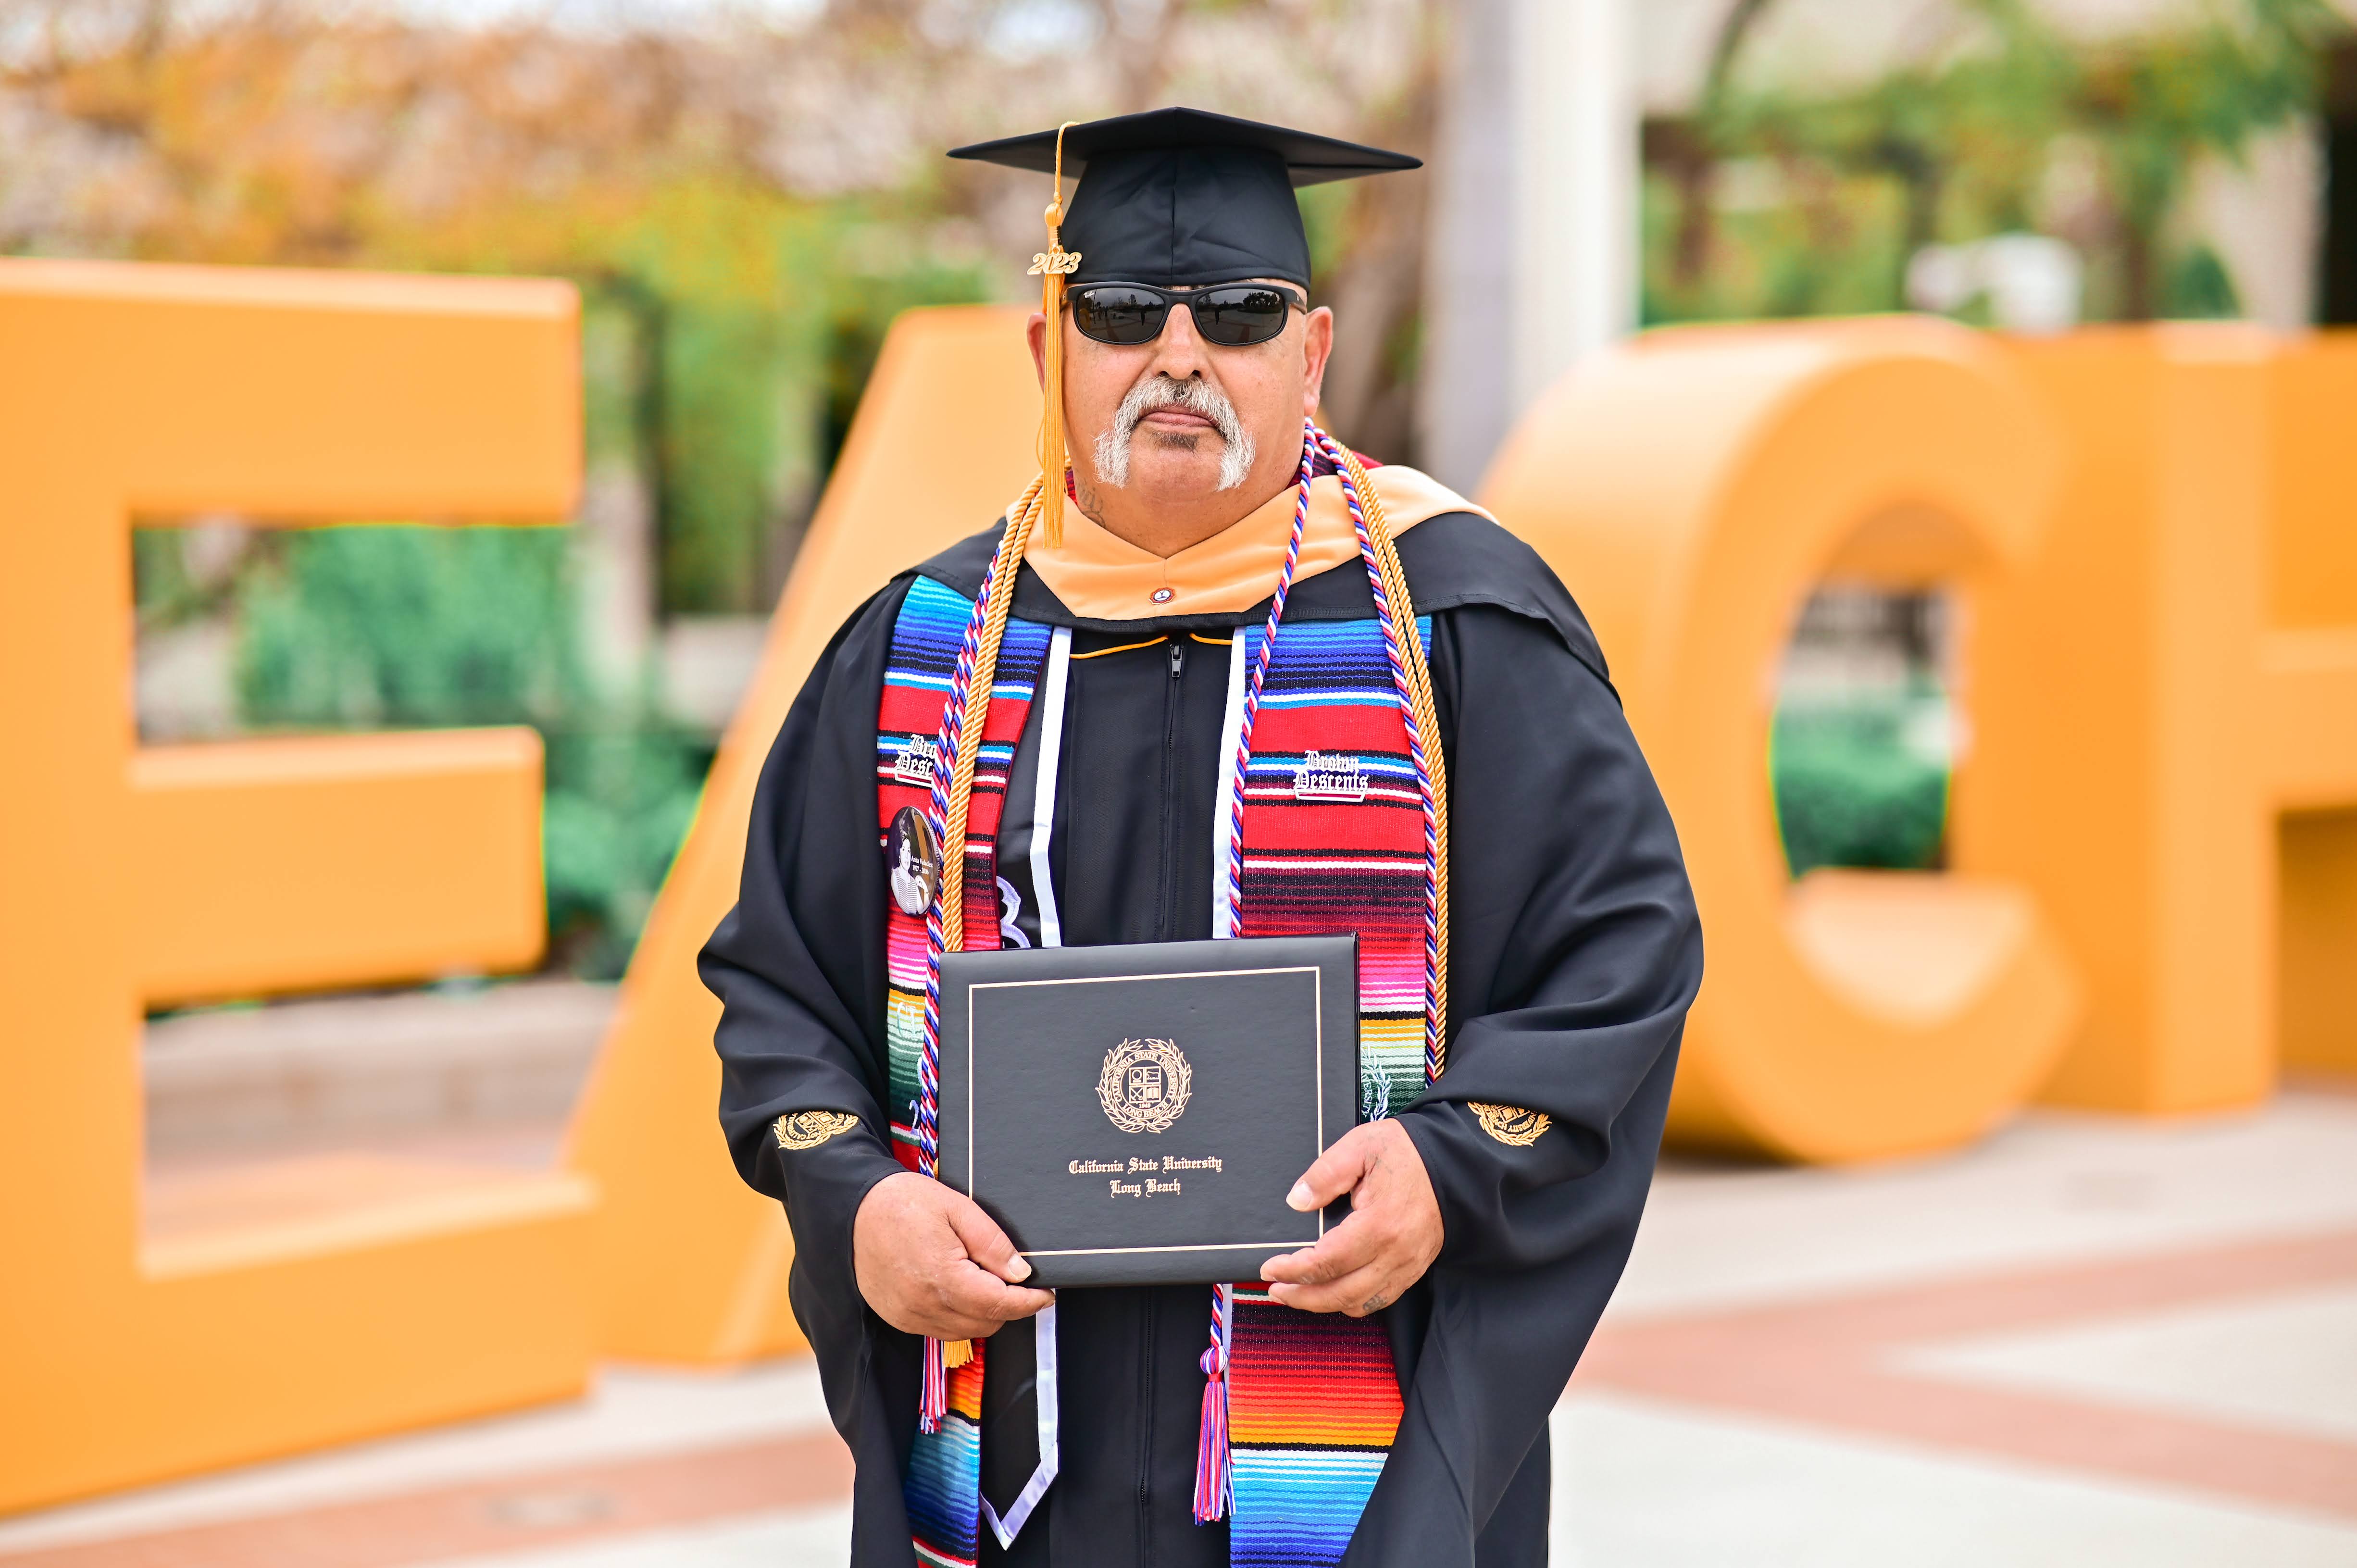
[1468,1102,1551,1147]
[775,1109,862,1150]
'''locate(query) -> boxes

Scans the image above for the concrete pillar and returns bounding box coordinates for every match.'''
[1419,0,1639,491]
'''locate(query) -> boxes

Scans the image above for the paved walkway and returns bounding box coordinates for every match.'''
[5,1091,2353,1566]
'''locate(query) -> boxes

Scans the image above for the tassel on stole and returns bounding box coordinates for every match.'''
[919,1334,948,1432]
[1191,1282,1235,1522]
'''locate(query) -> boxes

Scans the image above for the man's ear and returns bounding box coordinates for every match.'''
[1300,306,1335,419]
[1026,313,1049,390]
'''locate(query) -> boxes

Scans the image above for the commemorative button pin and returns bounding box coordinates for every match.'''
[886,805,942,916]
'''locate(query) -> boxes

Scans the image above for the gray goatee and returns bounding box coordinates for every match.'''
[1094,373,1257,491]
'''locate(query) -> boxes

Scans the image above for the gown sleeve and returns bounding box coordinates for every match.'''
[1393,601,1704,1273]
[701,579,915,1349]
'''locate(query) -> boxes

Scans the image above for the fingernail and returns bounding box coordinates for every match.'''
[1006,1256,1032,1282]
[1285,1182,1314,1211]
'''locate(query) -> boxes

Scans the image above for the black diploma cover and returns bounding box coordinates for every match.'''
[936,934,1359,1288]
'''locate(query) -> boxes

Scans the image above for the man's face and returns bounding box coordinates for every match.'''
[1029,282,1335,515]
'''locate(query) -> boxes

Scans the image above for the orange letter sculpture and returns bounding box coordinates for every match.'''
[567,309,2091,1347]
[565,310,2355,1354]
[566,306,1041,1359]
[1481,319,2084,1161]
[2269,336,2357,1080]
[0,259,592,1510]
[5,264,2339,1499]
[1963,327,2357,1108]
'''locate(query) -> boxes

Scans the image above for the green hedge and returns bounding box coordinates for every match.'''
[1771,689,1950,876]
[230,523,705,980]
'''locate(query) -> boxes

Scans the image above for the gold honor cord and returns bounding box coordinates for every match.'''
[928,471,1046,1376]
[935,473,1047,956]
[1331,439,1450,1063]
[935,440,1450,1068]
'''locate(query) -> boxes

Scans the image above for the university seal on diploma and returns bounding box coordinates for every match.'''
[1097,1038,1192,1133]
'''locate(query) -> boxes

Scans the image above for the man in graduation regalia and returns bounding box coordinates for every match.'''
[704,108,1703,1568]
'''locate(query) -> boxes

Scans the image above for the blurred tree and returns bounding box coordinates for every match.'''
[1645,0,2343,324]
[228,522,711,978]
[20,0,1444,969]
[2,0,1444,589]
[235,525,582,730]
[1646,1,2343,878]
[1302,39,1441,461]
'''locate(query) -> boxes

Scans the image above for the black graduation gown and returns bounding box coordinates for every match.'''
[702,510,1703,1568]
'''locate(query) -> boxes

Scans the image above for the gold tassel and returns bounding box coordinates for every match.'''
[930,124,1080,1389]
[1029,121,1082,549]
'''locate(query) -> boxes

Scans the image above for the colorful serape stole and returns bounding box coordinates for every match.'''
[1228,612,1436,1122]
[1225,1284,1404,1568]
[905,1351,987,1568]
[876,574,1051,1568]
[876,575,1051,1170]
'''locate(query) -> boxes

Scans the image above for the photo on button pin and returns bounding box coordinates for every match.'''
[886,805,941,916]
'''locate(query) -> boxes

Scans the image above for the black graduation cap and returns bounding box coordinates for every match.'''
[948,108,1421,290]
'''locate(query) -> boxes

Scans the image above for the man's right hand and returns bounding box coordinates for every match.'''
[853,1170,1056,1339]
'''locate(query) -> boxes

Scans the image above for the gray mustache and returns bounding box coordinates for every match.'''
[1095,374,1257,491]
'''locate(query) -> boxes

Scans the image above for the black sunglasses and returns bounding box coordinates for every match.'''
[1068,281,1308,348]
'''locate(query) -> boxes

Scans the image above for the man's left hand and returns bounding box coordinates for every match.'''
[1259,1119,1441,1316]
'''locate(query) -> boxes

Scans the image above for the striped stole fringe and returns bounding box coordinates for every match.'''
[1226,1284,1403,1568]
